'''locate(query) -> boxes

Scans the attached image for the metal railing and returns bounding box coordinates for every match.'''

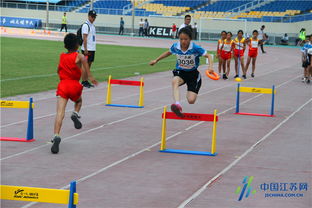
[226,0,265,13]
[241,12,312,23]
[1,2,74,12]
[1,1,312,22]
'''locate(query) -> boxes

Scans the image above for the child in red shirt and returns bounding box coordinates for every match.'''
[51,33,98,154]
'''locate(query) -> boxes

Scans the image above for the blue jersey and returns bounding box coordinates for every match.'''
[170,42,207,71]
[301,42,312,55]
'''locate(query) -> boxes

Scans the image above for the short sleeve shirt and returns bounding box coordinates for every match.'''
[301,42,312,55]
[81,20,96,51]
[170,42,206,71]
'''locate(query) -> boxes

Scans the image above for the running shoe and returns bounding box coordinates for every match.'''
[51,136,61,154]
[81,80,94,88]
[234,75,239,78]
[251,73,255,78]
[302,77,306,83]
[242,75,247,79]
[71,112,82,129]
[171,104,183,117]
[307,79,310,84]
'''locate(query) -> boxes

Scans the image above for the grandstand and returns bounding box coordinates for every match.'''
[2,0,312,23]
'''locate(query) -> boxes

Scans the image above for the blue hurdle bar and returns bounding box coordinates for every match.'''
[160,149,217,156]
[105,104,144,108]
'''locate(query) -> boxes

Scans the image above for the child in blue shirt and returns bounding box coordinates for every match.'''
[150,27,214,117]
[301,35,312,84]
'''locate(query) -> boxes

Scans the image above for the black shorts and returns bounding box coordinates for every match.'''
[172,69,202,94]
[81,50,95,63]
[302,55,311,68]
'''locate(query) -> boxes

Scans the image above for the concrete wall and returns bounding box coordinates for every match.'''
[1,8,312,36]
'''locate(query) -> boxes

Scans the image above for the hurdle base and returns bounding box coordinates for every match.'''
[234,112,275,117]
[106,104,144,108]
[0,137,35,142]
[159,149,217,156]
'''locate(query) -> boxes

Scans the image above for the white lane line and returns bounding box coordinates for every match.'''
[178,97,312,208]
[1,71,300,162]
[21,75,302,208]
[0,82,235,161]
[0,62,293,128]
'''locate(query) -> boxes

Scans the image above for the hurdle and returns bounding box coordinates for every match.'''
[105,75,144,108]
[0,181,78,208]
[0,98,35,142]
[159,106,218,156]
[235,83,276,117]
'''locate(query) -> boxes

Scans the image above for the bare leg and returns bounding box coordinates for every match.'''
[172,76,185,103]
[222,58,226,74]
[74,97,82,113]
[245,56,251,75]
[234,56,238,76]
[54,97,68,135]
[226,59,231,77]
[252,57,257,74]
[218,56,222,74]
[240,56,245,75]
[186,91,198,104]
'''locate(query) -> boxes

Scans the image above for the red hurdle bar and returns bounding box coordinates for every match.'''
[162,112,218,122]
[110,79,144,86]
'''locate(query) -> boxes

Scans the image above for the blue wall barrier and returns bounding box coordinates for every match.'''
[0,16,42,29]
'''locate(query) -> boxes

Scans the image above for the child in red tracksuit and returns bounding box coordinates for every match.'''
[244,30,263,79]
[51,33,98,154]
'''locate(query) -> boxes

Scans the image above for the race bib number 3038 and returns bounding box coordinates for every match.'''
[177,54,196,69]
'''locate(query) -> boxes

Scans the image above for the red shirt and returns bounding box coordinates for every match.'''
[172,25,177,32]
[58,52,81,81]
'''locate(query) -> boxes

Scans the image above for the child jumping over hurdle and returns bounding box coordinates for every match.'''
[149,27,214,117]
[51,33,98,154]
[244,30,263,79]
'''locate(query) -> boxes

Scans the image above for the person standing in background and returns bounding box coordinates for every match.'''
[139,18,144,36]
[179,15,191,32]
[60,12,67,32]
[258,25,266,53]
[81,10,97,88]
[172,23,177,39]
[281,33,289,45]
[296,28,306,46]
[119,17,125,35]
[143,19,149,36]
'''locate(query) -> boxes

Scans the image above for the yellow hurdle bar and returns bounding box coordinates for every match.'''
[0,100,34,109]
[0,185,78,205]
[211,109,218,154]
[160,106,167,151]
[239,87,276,94]
[106,75,112,105]
[138,77,144,107]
